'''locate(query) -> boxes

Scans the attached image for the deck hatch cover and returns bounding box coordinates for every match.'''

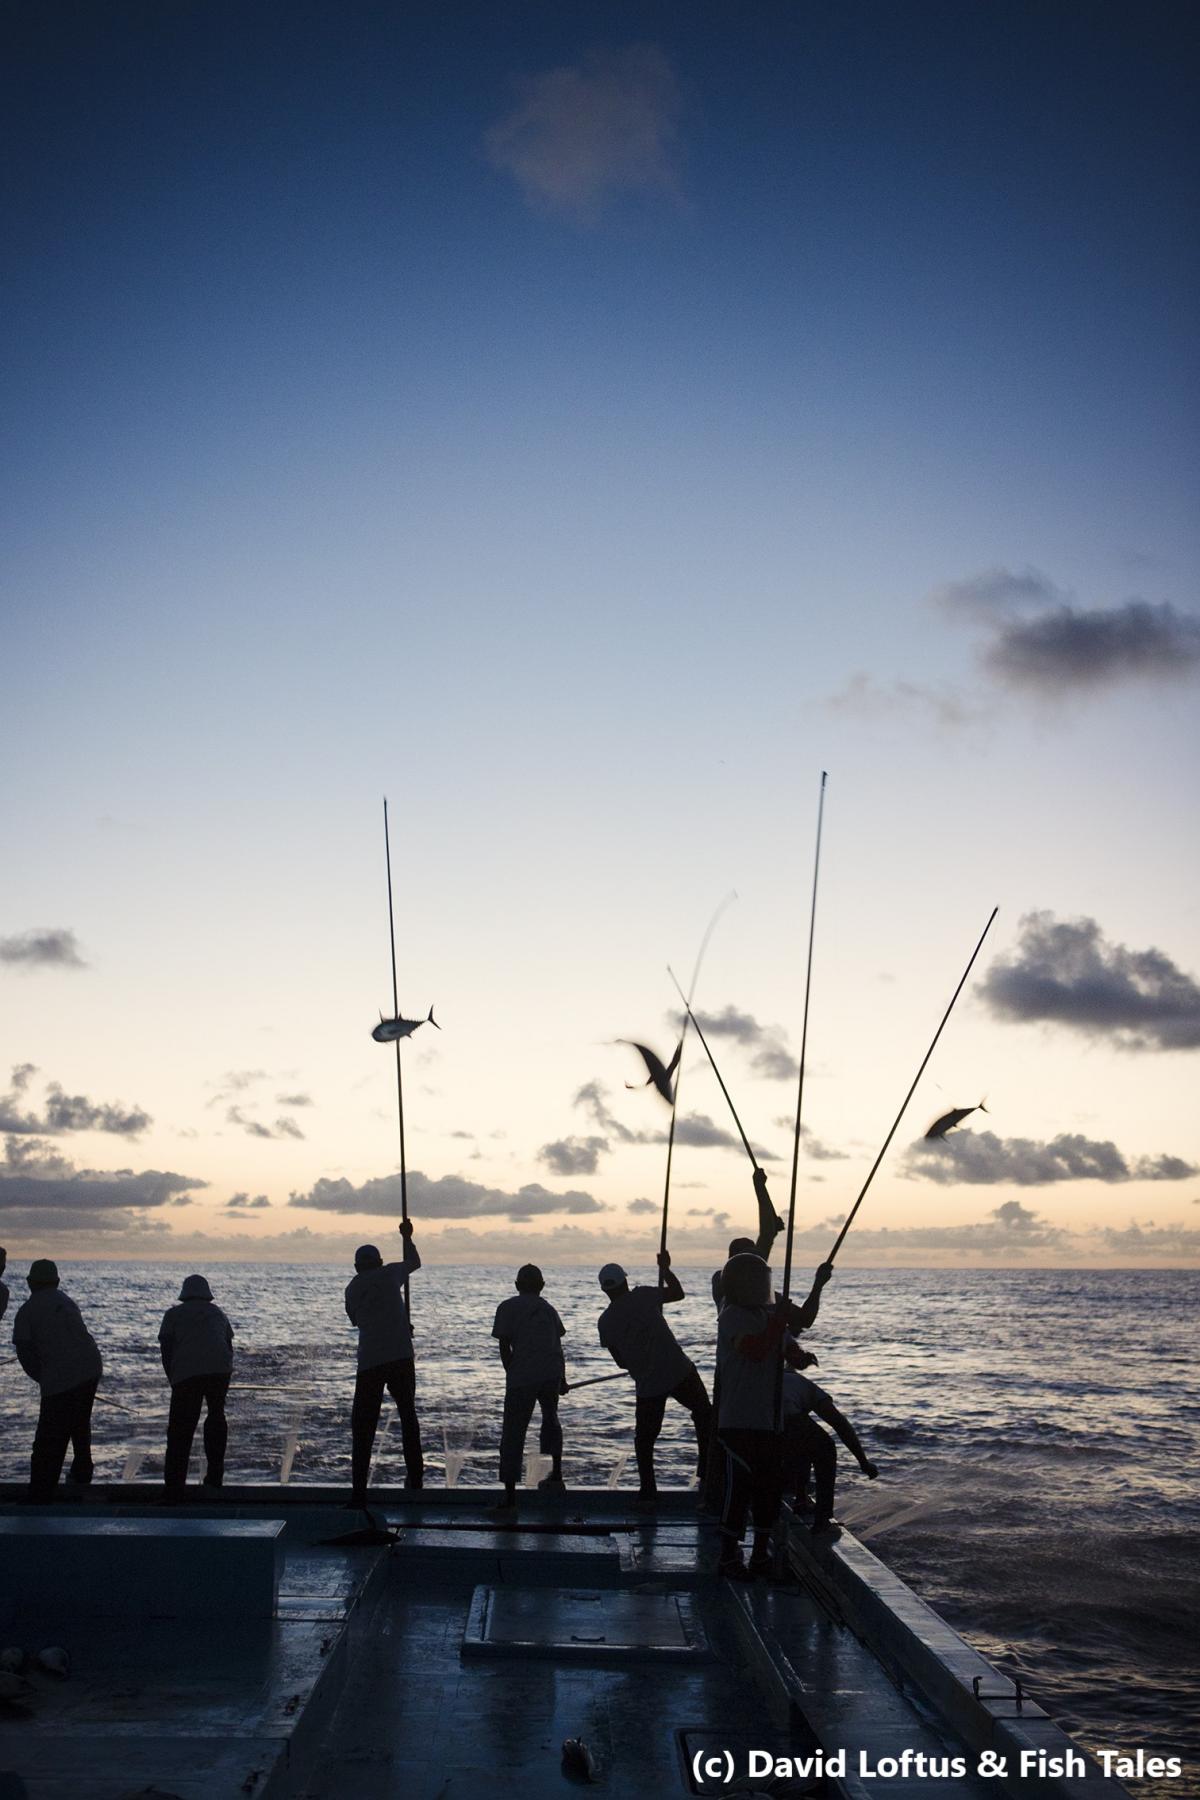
[462,1586,711,1662]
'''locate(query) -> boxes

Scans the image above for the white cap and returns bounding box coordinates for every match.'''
[598,1263,626,1291]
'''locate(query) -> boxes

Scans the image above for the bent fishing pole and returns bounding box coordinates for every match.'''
[382,796,411,1318]
[657,890,737,1286]
[782,772,828,1309]
[827,904,999,1263]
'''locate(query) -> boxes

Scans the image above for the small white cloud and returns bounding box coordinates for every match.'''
[486,45,684,218]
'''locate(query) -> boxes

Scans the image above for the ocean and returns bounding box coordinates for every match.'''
[2,1262,1196,1795]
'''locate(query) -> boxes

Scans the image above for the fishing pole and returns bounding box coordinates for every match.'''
[657,890,737,1286]
[665,964,757,1170]
[826,904,999,1263]
[563,1371,631,1393]
[382,796,411,1319]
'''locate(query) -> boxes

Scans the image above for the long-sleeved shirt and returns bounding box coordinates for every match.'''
[12,1287,103,1397]
[159,1299,235,1383]
[344,1242,421,1370]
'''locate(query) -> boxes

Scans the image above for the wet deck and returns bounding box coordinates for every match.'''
[0,1489,1126,1799]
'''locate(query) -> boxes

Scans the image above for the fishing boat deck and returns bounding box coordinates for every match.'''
[0,1487,1127,1800]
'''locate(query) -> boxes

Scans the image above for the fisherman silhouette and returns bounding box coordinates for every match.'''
[710,1167,783,1307]
[489,1264,567,1516]
[713,1253,833,1578]
[345,1219,423,1506]
[781,1336,877,1533]
[11,1260,102,1505]
[158,1273,235,1503]
[0,1246,8,1325]
[597,1253,712,1510]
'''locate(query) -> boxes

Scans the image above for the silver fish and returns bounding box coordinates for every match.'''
[372,1006,439,1044]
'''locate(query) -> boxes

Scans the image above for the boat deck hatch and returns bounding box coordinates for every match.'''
[462,1585,711,1662]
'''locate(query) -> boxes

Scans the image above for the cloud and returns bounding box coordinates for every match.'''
[0,1134,207,1214]
[275,1092,312,1107]
[0,1068,151,1137]
[904,1129,1196,1186]
[539,1135,609,1176]
[981,911,1200,1051]
[575,1079,647,1145]
[486,44,684,218]
[0,928,87,970]
[936,569,1200,696]
[226,1105,306,1141]
[985,600,1200,692]
[290,1169,610,1222]
[226,1191,270,1209]
[933,567,1066,619]
[825,673,978,730]
[690,1005,798,1081]
[626,1198,657,1215]
[771,1122,850,1161]
[1099,1221,1200,1258]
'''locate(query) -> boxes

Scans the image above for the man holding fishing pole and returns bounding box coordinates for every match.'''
[345,1218,423,1506]
[597,1252,712,1510]
[490,1263,568,1515]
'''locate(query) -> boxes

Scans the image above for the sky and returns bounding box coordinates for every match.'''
[3,0,1198,1269]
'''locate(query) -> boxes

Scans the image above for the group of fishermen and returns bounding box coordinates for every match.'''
[0,1171,875,1575]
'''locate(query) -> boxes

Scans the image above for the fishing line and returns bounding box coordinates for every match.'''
[827,904,999,1263]
[782,772,829,1306]
[658,890,737,1282]
[665,965,757,1169]
[382,796,411,1318]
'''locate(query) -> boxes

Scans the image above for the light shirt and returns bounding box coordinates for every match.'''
[159,1299,235,1383]
[597,1286,693,1399]
[12,1287,103,1397]
[345,1246,420,1370]
[492,1292,565,1387]
[782,1369,830,1420]
[716,1302,778,1431]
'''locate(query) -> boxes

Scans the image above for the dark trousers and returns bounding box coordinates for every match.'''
[30,1378,98,1502]
[351,1357,422,1499]
[783,1413,836,1518]
[719,1426,783,1547]
[165,1373,231,1495]
[634,1368,712,1495]
[499,1381,562,1487]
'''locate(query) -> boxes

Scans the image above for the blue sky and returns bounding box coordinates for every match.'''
[3,2,1198,1266]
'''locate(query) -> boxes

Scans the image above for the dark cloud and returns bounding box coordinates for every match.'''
[274,1116,305,1140]
[986,600,1200,692]
[574,1079,644,1145]
[290,1169,609,1222]
[626,1198,657,1215]
[575,1079,774,1161]
[0,928,87,970]
[981,911,1200,1051]
[0,1135,207,1213]
[486,44,683,218]
[905,1129,1196,1186]
[275,1092,312,1108]
[690,1005,798,1082]
[0,1069,151,1137]
[539,1136,609,1176]
[226,1192,270,1210]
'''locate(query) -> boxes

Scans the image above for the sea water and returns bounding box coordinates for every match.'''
[1,1263,1195,1795]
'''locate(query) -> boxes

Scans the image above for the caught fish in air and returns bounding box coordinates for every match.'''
[372,1007,439,1044]
[925,1100,987,1140]
[618,1039,681,1105]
